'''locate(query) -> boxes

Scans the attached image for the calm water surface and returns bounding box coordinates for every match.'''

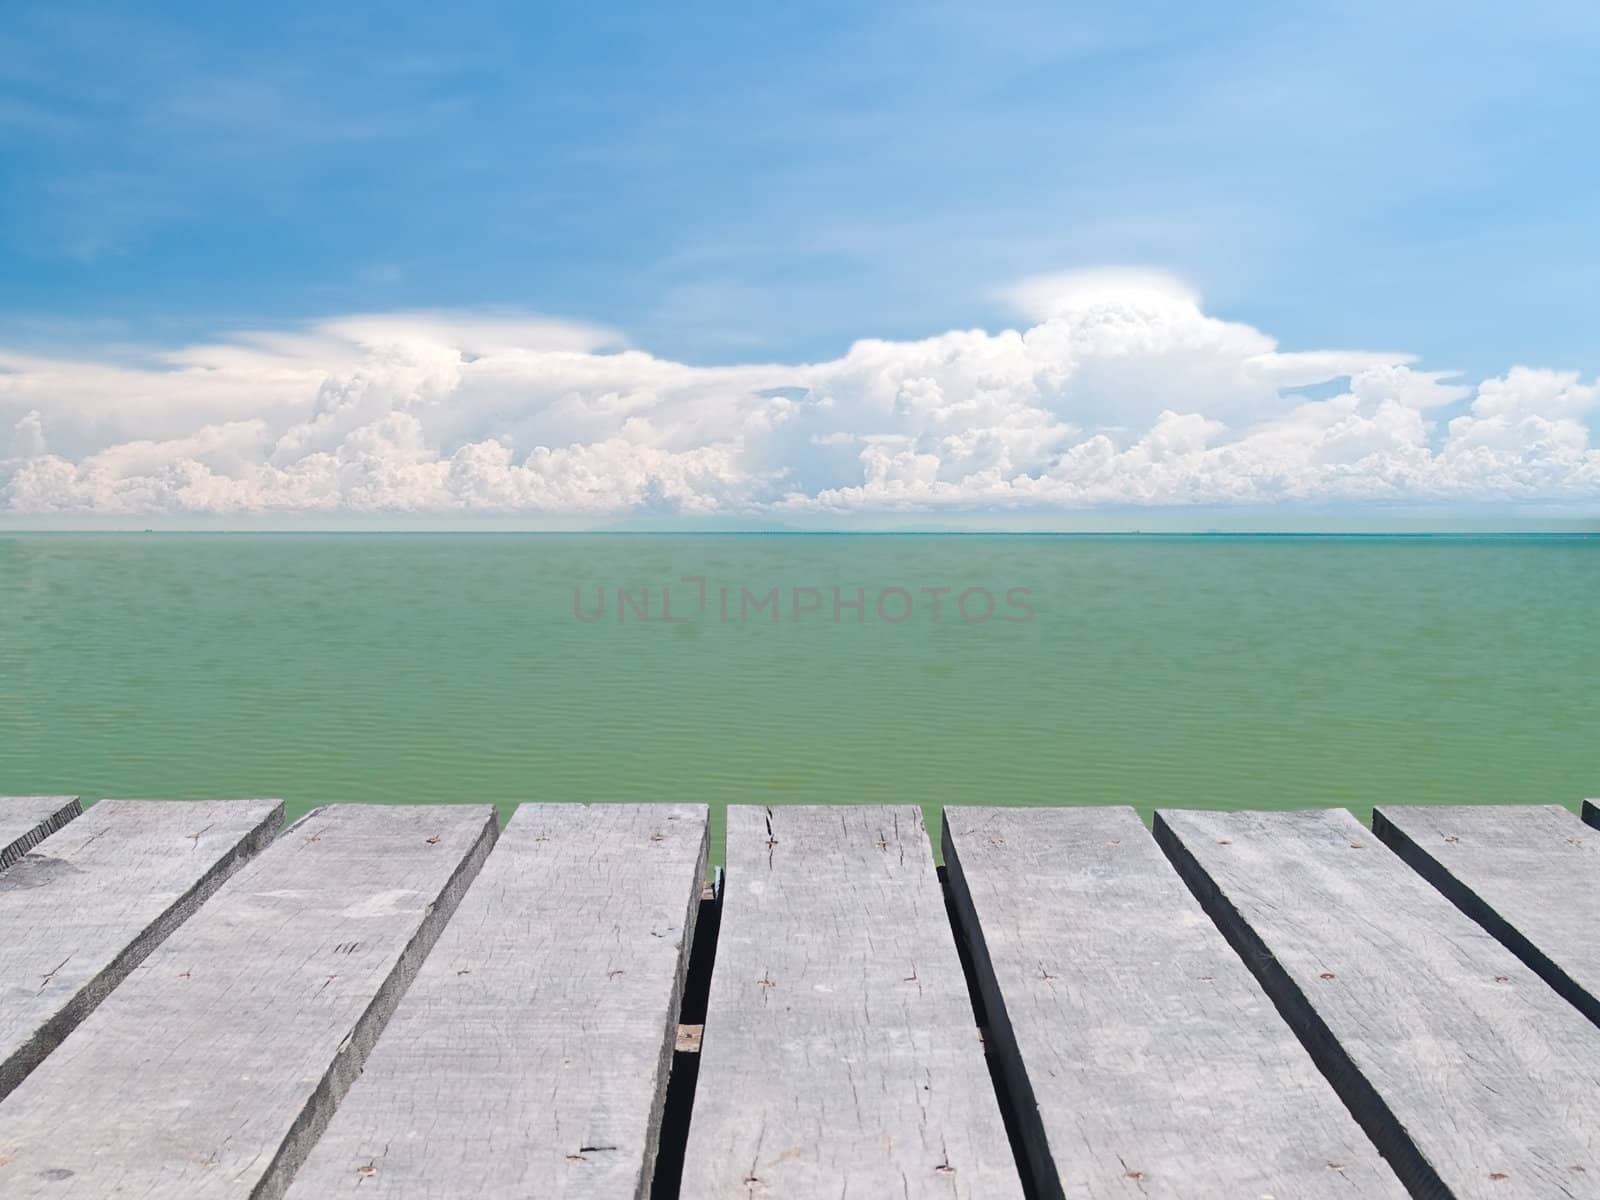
[1,533,1595,861]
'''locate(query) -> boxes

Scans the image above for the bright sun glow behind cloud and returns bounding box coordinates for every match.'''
[2,269,1597,517]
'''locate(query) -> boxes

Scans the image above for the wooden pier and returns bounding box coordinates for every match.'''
[0,796,1596,1198]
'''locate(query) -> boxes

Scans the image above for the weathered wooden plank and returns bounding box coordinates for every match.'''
[0,803,496,1200]
[0,797,81,871]
[1375,804,1600,1029]
[681,805,1023,1199]
[1157,807,1600,1200]
[285,803,708,1198]
[0,798,283,1101]
[944,806,1405,1199]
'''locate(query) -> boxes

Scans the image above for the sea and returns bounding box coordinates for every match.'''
[2,532,1595,861]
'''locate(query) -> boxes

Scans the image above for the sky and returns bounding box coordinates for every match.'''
[2,0,1598,521]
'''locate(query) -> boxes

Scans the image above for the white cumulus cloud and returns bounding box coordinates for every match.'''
[2,273,1597,517]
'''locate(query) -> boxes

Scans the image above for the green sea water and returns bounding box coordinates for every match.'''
[2,533,1595,862]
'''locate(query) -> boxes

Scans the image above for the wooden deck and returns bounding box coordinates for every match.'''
[0,797,1596,1198]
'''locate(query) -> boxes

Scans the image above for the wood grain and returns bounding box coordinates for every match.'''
[0,803,496,1200]
[1157,806,1600,1200]
[0,798,282,1101]
[681,805,1023,1199]
[1376,804,1600,1028]
[0,797,81,872]
[944,805,1404,1198]
[285,803,708,1198]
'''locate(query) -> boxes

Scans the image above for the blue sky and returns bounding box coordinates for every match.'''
[1,1,1598,519]
[4,0,1596,374]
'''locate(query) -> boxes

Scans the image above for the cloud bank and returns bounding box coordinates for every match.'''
[3,270,1598,517]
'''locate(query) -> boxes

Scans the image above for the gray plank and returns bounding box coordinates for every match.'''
[0,797,81,871]
[0,798,282,1101]
[1157,807,1600,1200]
[944,806,1405,1199]
[0,803,496,1200]
[285,803,708,1198]
[1376,804,1600,1028]
[681,805,1023,1199]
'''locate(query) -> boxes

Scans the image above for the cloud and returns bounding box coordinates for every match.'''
[1000,267,1203,322]
[2,272,1597,517]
